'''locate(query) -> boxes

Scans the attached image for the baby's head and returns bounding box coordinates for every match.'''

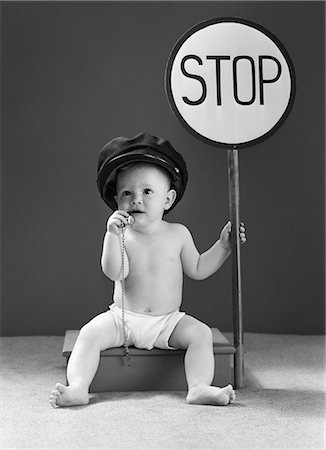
[97,132,188,214]
[115,162,177,218]
[116,161,172,192]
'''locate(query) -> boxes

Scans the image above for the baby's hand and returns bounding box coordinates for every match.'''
[220,221,246,251]
[107,210,134,235]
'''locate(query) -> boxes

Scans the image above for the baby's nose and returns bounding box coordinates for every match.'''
[131,194,143,205]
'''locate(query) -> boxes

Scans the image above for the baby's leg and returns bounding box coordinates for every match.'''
[50,311,119,408]
[168,315,236,406]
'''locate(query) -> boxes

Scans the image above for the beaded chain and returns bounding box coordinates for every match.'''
[120,226,131,366]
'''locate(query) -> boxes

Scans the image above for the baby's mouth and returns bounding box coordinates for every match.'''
[129,210,144,215]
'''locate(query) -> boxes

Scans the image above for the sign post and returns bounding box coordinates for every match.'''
[165,17,295,388]
[227,146,243,387]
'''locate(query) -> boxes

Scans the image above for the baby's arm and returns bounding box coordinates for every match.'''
[181,222,246,280]
[101,210,130,280]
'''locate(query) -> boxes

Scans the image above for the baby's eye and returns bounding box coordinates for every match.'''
[144,188,153,195]
[122,191,132,197]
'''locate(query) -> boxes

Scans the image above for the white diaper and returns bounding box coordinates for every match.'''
[108,303,185,350]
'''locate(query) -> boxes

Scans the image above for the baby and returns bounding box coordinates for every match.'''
[50,132,246,408]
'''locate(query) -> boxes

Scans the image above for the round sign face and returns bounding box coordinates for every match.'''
[165,18,296,148]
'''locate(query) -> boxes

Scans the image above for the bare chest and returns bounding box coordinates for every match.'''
[126,235,182,275]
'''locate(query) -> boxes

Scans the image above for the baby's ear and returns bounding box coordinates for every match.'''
[164,189,177,210]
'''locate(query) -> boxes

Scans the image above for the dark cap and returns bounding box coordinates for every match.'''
[97,131,188,213]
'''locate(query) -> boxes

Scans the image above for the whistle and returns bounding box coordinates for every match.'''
[121,215,133,227]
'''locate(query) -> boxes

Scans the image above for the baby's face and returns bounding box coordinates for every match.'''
[115,164,176,225]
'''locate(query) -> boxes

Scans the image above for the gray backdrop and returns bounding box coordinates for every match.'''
[1,1,324,336]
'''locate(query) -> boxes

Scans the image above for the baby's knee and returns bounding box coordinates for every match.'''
[190,321,213,345]
[199,323,213,343]
[78,322,102,344]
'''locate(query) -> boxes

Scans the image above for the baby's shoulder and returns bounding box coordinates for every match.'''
[165,222,191,239]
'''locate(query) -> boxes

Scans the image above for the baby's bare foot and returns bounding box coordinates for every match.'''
[186,384,236,406]
[49,383,89,408]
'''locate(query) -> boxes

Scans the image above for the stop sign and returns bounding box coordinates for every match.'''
[165,17,296,148]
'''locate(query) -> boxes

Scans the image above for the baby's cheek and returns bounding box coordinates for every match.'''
[118,198,127,208]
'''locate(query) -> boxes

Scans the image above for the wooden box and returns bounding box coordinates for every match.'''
[62,328,235,392]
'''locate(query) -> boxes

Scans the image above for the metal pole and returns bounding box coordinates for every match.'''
[227,146,244,389]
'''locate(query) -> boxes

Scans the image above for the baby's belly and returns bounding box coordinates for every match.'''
[113,274,183,315]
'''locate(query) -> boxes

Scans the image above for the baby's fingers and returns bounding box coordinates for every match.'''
[239,222,246,244]
[115,210,130,225]
[107,210,131,234]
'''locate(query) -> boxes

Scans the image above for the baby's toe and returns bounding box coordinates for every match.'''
[50,389,59,399]
[49,394,59,408]
[55,383,66,394]
[225,385,235,401]
[50,400,59,408]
